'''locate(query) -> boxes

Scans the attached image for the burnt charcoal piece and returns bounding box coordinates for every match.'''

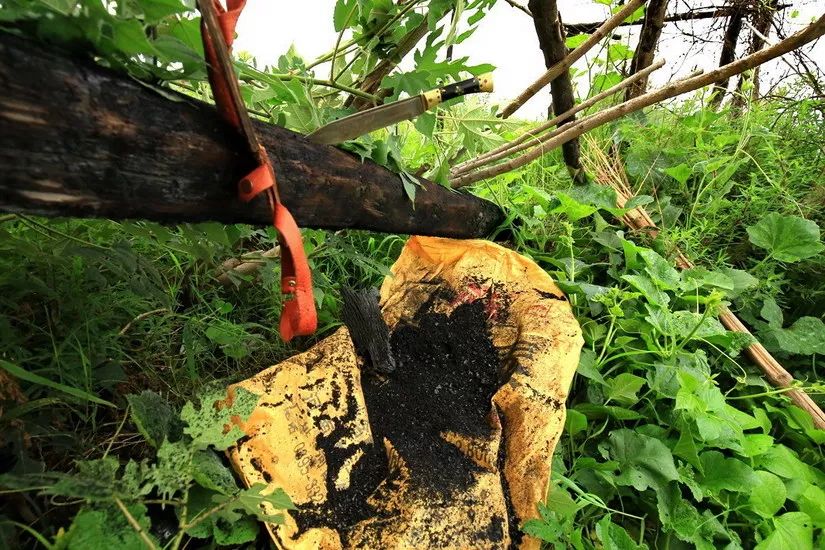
[341,287,396,374]
[295,296,509,545]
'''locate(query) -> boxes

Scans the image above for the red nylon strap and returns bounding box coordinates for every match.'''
[201,0,317,341]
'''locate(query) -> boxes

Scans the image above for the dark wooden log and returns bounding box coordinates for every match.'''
[625,0,669,100]
[710,8,745,109]
[528,0,586,184]
[0,33,503,238]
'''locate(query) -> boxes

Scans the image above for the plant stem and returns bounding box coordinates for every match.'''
[114,497,158,549]
[239,65,378,102]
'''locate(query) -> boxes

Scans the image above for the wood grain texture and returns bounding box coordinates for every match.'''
[0,33,503,238]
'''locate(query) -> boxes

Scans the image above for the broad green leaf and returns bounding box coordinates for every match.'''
[697,451,756,494]
[595,515,648,550]
[574,403,644,421]
[673,423,703,470]
[604,429,679,492]
[719,267,758,298]
[746,213,825,262]
[664,163,692,184]
[755,512,813,550]
[565,409,588,436]
[127,390,180,448]
[605,373,646,405]
[770,317,825,355]
[0,359,115,408]
[757,445,815,483]
[760,297,784,329]
[748,471,786,518]
[192,450,240,495]
[181,387,258,451]
[797,485,825,525]
[63,504,157,550]
[565,34,590,48]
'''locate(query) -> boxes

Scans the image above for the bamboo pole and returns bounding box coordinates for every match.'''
[451,12,825,188]
[451,59,665,177]
[595,149,825,430]
[499,0,648,119]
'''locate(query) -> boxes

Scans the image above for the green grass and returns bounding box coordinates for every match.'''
[2,97,824,549]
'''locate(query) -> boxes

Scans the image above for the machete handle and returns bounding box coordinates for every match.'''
[423,73,494,109]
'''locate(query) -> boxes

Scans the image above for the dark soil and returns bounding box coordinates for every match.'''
[293,292,507,541]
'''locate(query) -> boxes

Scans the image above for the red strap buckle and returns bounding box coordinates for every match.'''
[200,0,317,341]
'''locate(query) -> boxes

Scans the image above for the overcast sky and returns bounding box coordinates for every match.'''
[235,1,824,119]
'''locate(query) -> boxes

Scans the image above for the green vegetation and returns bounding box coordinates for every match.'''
[1,0,824,549]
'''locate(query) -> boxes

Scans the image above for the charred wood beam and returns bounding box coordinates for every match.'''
[0,33,503,238]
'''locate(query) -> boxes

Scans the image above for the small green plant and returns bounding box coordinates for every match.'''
[1,387,292,549]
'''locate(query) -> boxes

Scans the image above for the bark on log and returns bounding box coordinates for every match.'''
[529,0,585,183]
[0,33,502,238]
[626,0,669,100]
[710,7,745,109]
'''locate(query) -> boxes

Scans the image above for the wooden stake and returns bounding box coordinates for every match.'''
[499,0,647,119]
[451,12,825,188]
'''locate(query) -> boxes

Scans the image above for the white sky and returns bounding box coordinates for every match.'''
[235,1,824,120]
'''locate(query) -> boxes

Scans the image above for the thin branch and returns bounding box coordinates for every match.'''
[499,0,648,119]
[239,65,378,102]
[504,0,532,17]
[451,12,825,187]
[452,59,665,177]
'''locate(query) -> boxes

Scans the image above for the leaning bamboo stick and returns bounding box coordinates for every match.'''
[499,0,648,119]
[451,12,825,188]
[451,59,666,178]
[598,153,825,429]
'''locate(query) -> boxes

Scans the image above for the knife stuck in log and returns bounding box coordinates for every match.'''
[307,73,494,145]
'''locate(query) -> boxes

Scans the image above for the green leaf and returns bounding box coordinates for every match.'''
[333,0,358,31]
[697,451,756,494]
[605,373,645,405]
[604,429,680,492]
[565,34,590,48]
[127,390,180,448]
[757,445,815,483]
[755,512,813,550]
[565,409,587,436]
[664,163,692,184]
[596,515,648,550]
[769,317,825,355]
[181,387,258,451]
[797,485,825,525]
[746,213,825,262]
[192,450,240,495]
[0,359,115,408]
[748,471,787,518]
[760,298,784,329]
[63,504,157,550]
